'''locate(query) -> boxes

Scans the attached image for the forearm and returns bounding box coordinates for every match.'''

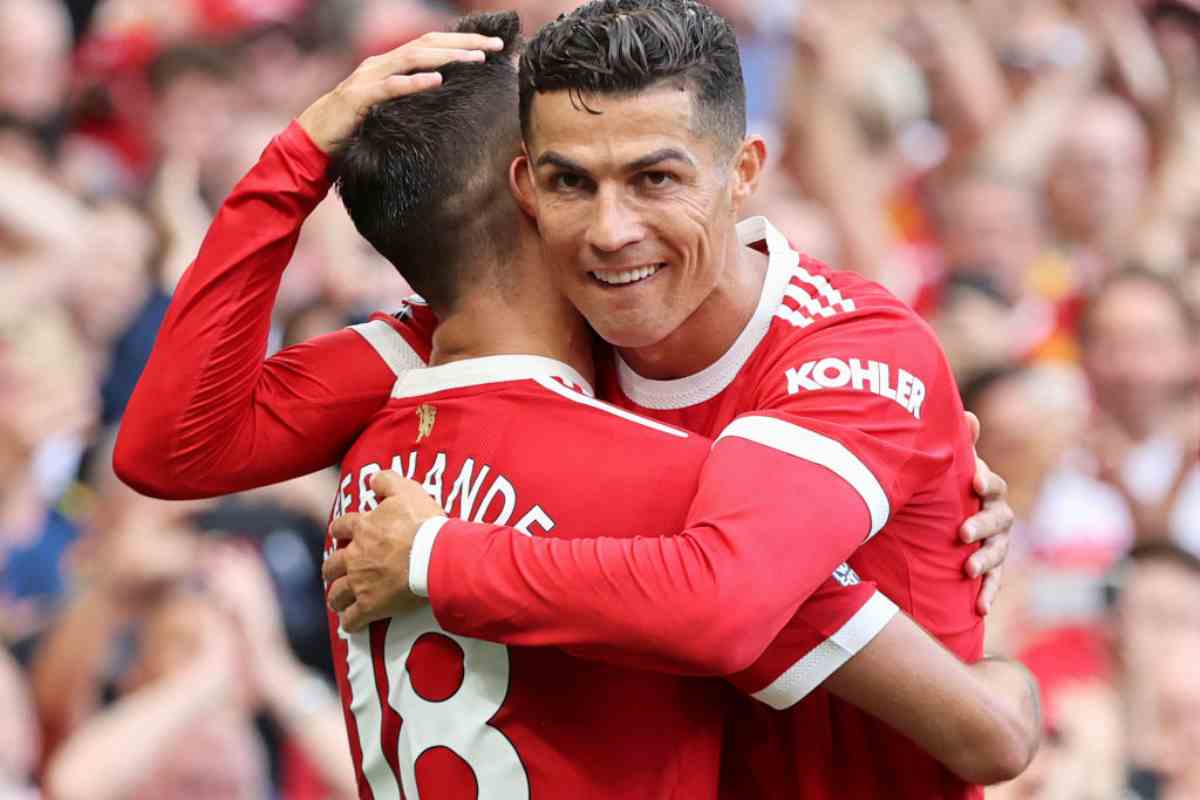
[426,457,870,676]
[260,657,357,800]
[974,53,1101,180]
[796,69,895,283]
[44,665,225,800]
[823,616,1039,784]
[0,163,90,250]
[29,588,127,753]
[912,0,1010,151]
[114,122,332,498]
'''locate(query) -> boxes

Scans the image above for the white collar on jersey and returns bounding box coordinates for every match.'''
[615,215,799,410]
[391,354,595,399]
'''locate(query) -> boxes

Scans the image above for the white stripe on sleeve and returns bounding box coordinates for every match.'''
[716,415,891,539]
[349,320,426,377]
[408,516,448,598]
[751,591,899,710]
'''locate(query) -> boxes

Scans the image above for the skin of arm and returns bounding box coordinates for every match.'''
[42,631,233,800]
[256,654,357,800]
[28,587,129,757]
[905,0,1011,156]
[823,614,1041,785]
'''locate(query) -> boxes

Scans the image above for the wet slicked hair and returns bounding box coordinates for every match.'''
[331,12,523,312]
[519,0,746,153]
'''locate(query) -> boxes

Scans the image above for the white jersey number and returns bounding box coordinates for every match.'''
[341,607,529,799]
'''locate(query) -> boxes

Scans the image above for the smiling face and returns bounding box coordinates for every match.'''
[515,84,759,350]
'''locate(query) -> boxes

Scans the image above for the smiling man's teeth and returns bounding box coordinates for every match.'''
[591,264,663,285]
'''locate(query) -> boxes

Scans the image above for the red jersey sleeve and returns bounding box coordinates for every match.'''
[114,122,432,499]
[725,572,897,709]
[421,305,956,678]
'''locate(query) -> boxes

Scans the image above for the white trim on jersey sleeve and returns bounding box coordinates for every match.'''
[614,216,799,410]
[534,377,689,438]
[408,516,449,598]
[751,591,898,710]
[716,415,891,540]
[349,319,426,377]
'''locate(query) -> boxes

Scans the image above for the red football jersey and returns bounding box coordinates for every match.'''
[118,125,982,798]
[416,218,984,799]
[595,217,987,799]
[326,355,874,800]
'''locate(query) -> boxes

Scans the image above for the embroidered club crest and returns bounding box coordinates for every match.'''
[416,403,437,443]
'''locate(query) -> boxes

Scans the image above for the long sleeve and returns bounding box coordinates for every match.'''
[424,307,963,677]
[427,448,874,676]
[114,123,407,499]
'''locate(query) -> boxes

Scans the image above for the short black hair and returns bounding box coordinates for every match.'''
[331,12,523,312]
[519,0,745,154]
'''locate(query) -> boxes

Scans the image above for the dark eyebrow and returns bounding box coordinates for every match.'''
[534,148,696,174]
[535,151,589,173]
[626,148,695,172]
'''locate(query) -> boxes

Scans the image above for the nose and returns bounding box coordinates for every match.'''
[585,187,645,253]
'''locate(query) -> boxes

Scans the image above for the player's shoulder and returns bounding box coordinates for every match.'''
[342,295,436,376]
[757,253,943,366]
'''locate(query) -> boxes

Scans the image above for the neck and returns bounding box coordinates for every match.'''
[620,233,768,380]
[428,248,595,387]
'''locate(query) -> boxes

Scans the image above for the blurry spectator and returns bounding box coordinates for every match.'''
[69,200,157,361]
[39,542,356,800]
[0,0,71,126]
[148,44,237,168]
[965,364,1111,561]
[3,0,1200,796]
[1108,543,1200,799]
[934,275,1022,380]
[1046,93,1151,277]
[1080,269,1200,553]
[0,647,39,798]
[0,310,97,647]
[931,170,1079,369]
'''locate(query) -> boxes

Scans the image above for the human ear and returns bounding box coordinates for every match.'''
[730,135,767,213]
[509,148,538,221]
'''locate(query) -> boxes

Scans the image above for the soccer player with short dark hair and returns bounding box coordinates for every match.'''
[115,3,1036,797]
[325,2,1035,797]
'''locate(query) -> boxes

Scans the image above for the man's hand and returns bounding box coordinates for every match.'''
[322,471,445,632]
[961,411,1015,615]
[296,31,505,153]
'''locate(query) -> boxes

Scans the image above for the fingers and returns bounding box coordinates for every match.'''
[370,469,418,499]
[960,497,1015,543]
[966,531,1009,578]
[960,491,1017,546]
[363,39,500,81]
[329,512,361,544]
[414,32,506,52]
[965,411,981,446]
[322,549,348,585]
[327,576,356,614]
[977,566,1003,615]
[358,72,443,106]
[342,603,370,634]
[972,456,1008,500]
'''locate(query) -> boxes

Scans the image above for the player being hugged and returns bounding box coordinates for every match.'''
[320,3,1040,799]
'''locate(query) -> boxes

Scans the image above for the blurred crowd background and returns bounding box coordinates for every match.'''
[0,0,1197,798]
